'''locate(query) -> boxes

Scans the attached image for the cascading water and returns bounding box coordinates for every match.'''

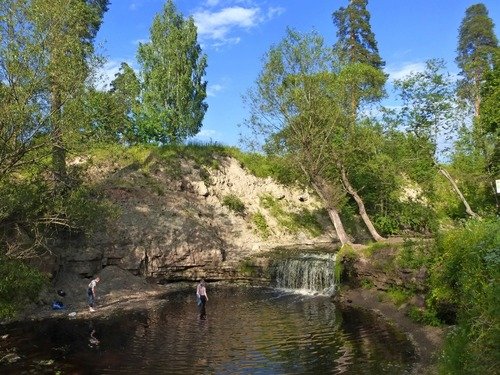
[269,253,336,295]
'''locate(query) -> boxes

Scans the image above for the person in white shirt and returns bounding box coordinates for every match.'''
[196,279,208,318]
[87,277,100,312]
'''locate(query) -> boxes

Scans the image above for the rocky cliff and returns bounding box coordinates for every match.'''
[51,153,337,284]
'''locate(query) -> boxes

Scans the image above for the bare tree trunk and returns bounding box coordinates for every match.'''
[310,180,352,246]
[339,164,385,241]
[326,206,352,246]
[439,167,479,219]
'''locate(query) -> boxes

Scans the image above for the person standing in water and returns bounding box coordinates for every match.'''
[87,277,100,312]
[196,279,208,318]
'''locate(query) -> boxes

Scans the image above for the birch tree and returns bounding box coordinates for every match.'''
[137,0,207,144]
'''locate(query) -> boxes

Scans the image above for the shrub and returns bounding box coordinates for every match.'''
[396,238,434,270]
[259,194,323,236]
[374,200,437,236]
[227,149,303,185]
[385,287,412,306]
[222,194,246,215]
[429,219,500,374]
[251,212,270,238]
[407,306,441,327]
[0,256,48,320]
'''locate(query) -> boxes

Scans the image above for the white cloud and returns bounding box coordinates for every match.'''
[266,6,285,20]
[193,2,284,47]
[207,83,224,97]
[194,6,260,41]
[197,129,218,138]
[189,128,220,143]
[129,1,142,11]
[385,62,426,81]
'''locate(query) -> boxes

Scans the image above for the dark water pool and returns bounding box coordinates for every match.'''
[0,285,416,374]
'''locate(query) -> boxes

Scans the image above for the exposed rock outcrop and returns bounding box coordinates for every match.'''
[53,155,336,282]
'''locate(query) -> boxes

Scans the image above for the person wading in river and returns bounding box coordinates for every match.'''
[87,277,100,312]
[196,279,208,319]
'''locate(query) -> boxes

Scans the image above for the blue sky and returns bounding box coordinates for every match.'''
[95,0,500,148]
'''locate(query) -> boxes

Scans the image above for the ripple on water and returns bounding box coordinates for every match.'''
[0,285,416,374]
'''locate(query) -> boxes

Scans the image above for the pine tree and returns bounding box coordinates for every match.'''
[332,0,386,241]
[332,0,384,69]
[456,3,498,116]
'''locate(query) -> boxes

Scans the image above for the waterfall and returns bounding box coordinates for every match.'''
[269,253,336,296]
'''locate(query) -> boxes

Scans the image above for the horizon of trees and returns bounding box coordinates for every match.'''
[1,0,498,250]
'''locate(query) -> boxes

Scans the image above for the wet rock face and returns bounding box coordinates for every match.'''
[53,156,335,281]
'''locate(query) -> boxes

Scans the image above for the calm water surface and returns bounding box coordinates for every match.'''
[0,285,416,374]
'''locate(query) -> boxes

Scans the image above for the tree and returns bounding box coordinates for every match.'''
[245,29,353,245]
[332,0,384,70]
[137,0,207,144]
[393,59,479,218]
[1,0,111,259]
[456,3,498,116]
[0,0,49,180]
[479,50,499,181]
[109,62,141,143]
[332,0,387,241]
[73,89,125,144]
[28,0,109,186]
[454,49,500,212]
[455,4,499,214]
[334,63,386,241]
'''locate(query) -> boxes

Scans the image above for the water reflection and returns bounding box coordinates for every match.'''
[88,322,100,348]
[0,285,416,374]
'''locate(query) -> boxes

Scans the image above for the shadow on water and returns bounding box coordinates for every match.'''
[0,285,416,374]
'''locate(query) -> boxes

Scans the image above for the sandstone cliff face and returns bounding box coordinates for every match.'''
[57,154,336,282]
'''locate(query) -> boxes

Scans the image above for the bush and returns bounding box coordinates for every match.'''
[222,194,246,215]
[374,201,437,236]
[429,219,500,374]
[407,306,441,326]
[0,256,48,320]
[251,212,270,238]
[396,238,434,270]
[227,149,303,185]
[259,194,323,236]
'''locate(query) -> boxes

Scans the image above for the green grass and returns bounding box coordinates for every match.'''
[385,287,412,306]
[251,212,270,238]
[259,194,323,236]
[227,149,303,185]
